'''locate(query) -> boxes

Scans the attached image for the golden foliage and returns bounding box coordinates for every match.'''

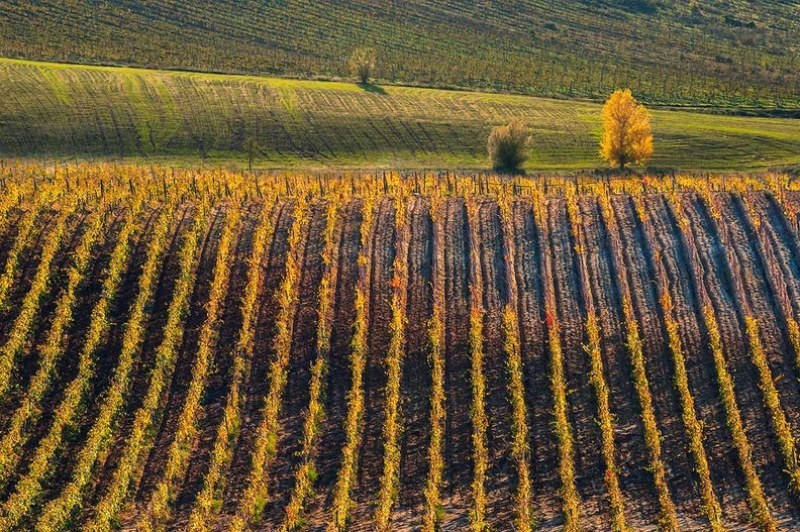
[566,195,628,532]
[329,198,375,531]
[38,206,175,531]
[465,199,489,531]
[87,206,208,531]
[600,89,653,169]
[598,195,678,530]
[230,198,311,531]
[0,198,143,530]
[187,199,276,532]
[633,196,723,531]
[423,197,447,531]
[534,196,581,531]
[141,208,240,531]
[375,196,411,529]
[282,199,340,531]
[498,198,535,532]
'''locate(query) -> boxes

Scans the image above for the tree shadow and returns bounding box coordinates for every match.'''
[357,82,387,95]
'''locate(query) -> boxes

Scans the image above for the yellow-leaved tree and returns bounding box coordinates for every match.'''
[600,89,653,169]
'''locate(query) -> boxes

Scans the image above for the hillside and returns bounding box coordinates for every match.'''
[2,165,800,530]
[2,58,799,172]
[1,1,799,107]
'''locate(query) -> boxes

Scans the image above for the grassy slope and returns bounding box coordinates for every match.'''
[0,1,798,108]
[1,58,798,172]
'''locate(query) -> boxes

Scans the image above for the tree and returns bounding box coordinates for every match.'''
[349,47,377,84]
[348,48,378,84]
[244,137,259,172]
[600,89,653,169]
[488,120,530,172]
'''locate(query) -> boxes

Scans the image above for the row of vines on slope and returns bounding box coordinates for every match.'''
[0,195,146,529]
[534,192,582,530]
[328,197,376,530]
[1,163,800,529]
[375,193,412,529]
[37,205,179,530]
[281,198,341,530]
[186,198,277,531]
[564,192,628,532]
[633,195,724,531]
[666,191,776,531]
[230,197,311,531]
[697,189,800,497]
[87,203,210,531]
[138,206,240,531]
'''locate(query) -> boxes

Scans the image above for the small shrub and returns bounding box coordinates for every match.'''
[488,120,530,172]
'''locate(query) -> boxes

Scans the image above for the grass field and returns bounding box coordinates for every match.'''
[1,0,798,108]
[2,164,800,530]
[1,58,799,172]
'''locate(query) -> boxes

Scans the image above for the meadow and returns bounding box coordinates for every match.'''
[1,163,800,530]
[1,58,799,172]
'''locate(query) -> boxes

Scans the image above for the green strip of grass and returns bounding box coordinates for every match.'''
[1,58,798,172]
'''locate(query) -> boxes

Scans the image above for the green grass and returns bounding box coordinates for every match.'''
[1,58,799,172]
[0,1,798,108]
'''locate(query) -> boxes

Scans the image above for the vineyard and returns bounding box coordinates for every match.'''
[1,0,799,108]
[2,58,800,172]
[3,163,800,530]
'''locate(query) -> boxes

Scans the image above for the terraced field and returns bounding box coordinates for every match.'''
[2,59,800,172]
[2,163,800,530]
[1,0,799,107]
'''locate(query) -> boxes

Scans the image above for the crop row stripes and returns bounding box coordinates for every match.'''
[187,197,278,531]
[281,198,341,531]
[0,195,145,529]
[328,196,377,530]
[229,197,313,530]
[137,205,241,531]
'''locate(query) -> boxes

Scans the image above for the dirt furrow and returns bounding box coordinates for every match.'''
[548,198,608,528]
[579,196,659,528]
[438,197,472,529]
[348,197,396,528]
[683,194,800,525]
[644,194,750,527]
[752,193,800,316]
[750,192,800,379]
[612,195,703,525]
[255,200,328,528]
[4,206,162,520]
[719,194,800,436]
[514,198,560,527]
[0,208,61,340]
[0,208,94,418]
[167,202,259,526]
[125,204,229,514]
[475,199,515,527]
[302,198,363,529]
[394,196,434,528]
[0,208,127,504]
[78,207,194,519]
[220,200,294,514]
